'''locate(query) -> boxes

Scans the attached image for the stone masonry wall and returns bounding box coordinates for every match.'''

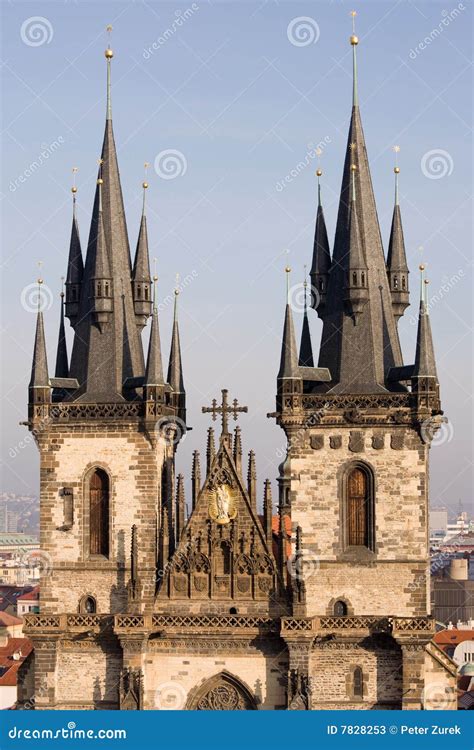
[288,426,429,617]
[37,422,172,614]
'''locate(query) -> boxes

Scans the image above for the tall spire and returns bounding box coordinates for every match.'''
[65,174,84,326]
[387,149,410,321]
[278,267,299,379]
[310,168,331,318]
[144,275,164,387]
[167,282,186,422]
[206,427,216,474]
[54,283,69,379]
[132,166,152,328]
[413,266,437,379]
[299,273,314,367]
[344,164,369,323]
[89,170,113,332]
[315,27,403,393]
[29,279,50,390]
[68,38,145,401]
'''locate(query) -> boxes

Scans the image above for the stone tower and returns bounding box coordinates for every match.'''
[24,41,186,708]
[22,30,457,712]
[271,31,454,709]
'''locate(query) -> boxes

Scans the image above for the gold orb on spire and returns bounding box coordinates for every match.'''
[350,35,359,45]
[142,181,149,189]
[316,168,322,177]
[105,24,113,57]
[350,163,357,172]
[285,265,291,273]
[97,178,104,185]
[419,264,425,271]
[350,10,358,44]
[71,186,78,193]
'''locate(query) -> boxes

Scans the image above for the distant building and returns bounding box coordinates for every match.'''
[0,636,33,710]
[0,612,23,638]
[0,508,19,534]
[432,558,474,625]
[16,587,39,617]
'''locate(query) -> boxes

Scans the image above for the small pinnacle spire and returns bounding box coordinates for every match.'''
[299,269,314,367]
[29,278,50,389]
[263,479,273,545]
[191,450,201,510]
[393,146,401,205]
[144,275,164,386]
[413,265,438,379]
[54,283,69,379]
[278,267,299,379]
[233,425,242,475]
[176,474,186,540]
[206,427,216,474]
[105,25,114,121]
[350,11,359,107]
[247,450,257,510]
[167,279,185,402]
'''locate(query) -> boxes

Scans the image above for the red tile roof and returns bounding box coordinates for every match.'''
[0,637,33,687]
[17,586,39,602]
[433,629,474,646]
[0,612,22,627]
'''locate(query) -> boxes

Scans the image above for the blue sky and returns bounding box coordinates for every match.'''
[1,0,472,516]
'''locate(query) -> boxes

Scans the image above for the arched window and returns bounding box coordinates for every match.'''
[352,271,357,286]
[402,275,406,290]
[361,272,365,286]
[79,595,97,614]
[353,667,363,698]
[104,281,109,297]
[346,465,374,550]
[137,284,142,299]
[334,600,348,616]
[393,275,398,289]
[144,285,149,301]
[97,281,102,298]
[89,469,109,557]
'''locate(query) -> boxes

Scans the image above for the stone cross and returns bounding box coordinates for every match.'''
[202,389,248,436]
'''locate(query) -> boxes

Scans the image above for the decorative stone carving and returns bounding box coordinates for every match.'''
[120,668,142,710]
[349,431,364,453]
[329,436,342,449]
[310,435,324,450]
[344,408,363,424]
[372,434,385,450]
[188,673,257,710]
[288,669,311,710]
[391,433,404,450]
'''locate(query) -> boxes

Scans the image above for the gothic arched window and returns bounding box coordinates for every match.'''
[402,275,406,290]
[346,465,374,550]
[79,595,97,614]
[352,271,357,286]
[89,469,109,557]
[353,666,363,698]
[334,600,348,616]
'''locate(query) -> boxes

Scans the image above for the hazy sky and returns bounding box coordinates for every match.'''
[1,0,472,518]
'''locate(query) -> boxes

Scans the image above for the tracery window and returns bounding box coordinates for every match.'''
[345,464,375,551]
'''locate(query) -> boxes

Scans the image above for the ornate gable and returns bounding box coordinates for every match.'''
[156,391,278,611]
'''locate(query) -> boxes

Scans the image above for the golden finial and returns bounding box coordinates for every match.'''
[97,178,104,185]
[350,10,359,45]
[316,169,322,177]
[37,260,43,286]
[175,272,180,296]
[350,164,357,172]
[393,145,400,174]
[143,162,150,190]
[419,264,425,271]
[60,276,65,299]
[105,25,113,58]
[71,166,78,193]
[349,142,357,151]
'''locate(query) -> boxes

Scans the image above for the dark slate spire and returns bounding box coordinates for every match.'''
[167,288,186,422]
[413,267,437,379]
[233,425,242,475]
[89,176,113,332]
[299,278,314,367]
[344,166,369,323]
[54,289,69,379]
[278,268,299,379]
[68,45,145,401]
[29,284,50,390]
[144,278,164,387]
[191,450,201,510]
[65,186,84,326]
[316,33,403,393]
[132,179,152,329]
[387,162,410,321]
[310,172,331,317]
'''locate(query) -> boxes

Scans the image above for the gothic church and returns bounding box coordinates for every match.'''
[21,31,457,710]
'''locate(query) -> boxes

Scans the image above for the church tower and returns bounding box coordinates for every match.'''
[24,38,186,708]
[272,25,453,710]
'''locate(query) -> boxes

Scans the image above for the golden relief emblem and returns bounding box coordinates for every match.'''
[208,483,237,525]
